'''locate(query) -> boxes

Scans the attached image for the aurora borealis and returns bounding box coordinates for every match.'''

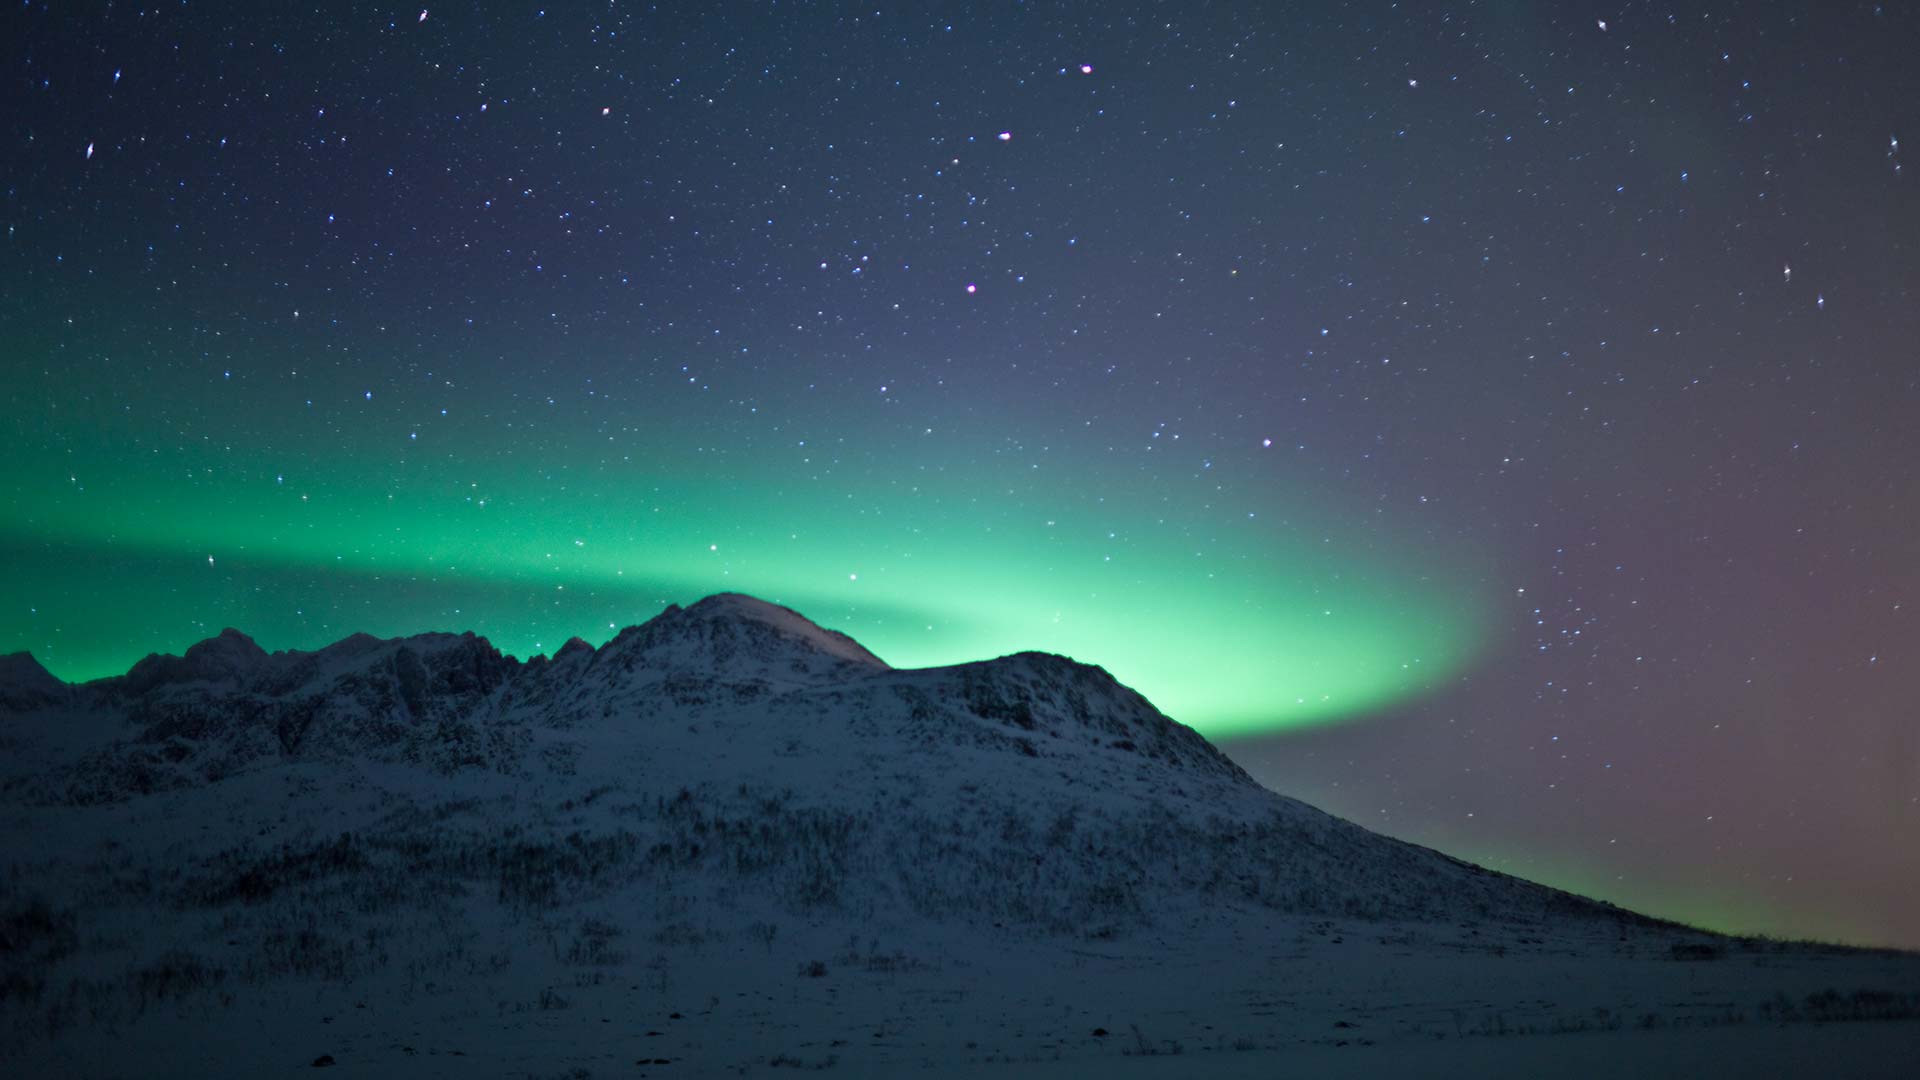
[6,386,1487,736]
[5,5,1917,949]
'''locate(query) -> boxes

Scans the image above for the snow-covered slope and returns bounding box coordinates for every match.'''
[3,595,1916,1076]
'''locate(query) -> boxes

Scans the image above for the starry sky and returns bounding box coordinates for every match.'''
[5,4,1916,948]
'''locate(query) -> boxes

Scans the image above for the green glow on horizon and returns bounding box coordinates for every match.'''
[1451,847,1875,947]
[3,366,1491,735]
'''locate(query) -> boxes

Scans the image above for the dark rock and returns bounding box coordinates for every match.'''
[0,651,68,711]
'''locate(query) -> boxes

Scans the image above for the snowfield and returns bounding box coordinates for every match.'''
[3,594,1916,1076]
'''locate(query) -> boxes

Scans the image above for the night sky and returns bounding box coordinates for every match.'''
[5,4,1916,948]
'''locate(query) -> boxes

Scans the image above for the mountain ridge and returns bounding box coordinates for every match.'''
[25,590,890,695]
[2,593,1659,937]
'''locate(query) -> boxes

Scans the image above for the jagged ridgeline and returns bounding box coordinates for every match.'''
[0,594,1657,943]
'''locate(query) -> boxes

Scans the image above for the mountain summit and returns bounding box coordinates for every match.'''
[119,627,271,693]
[0,650,66,712]
[600,592,890,683]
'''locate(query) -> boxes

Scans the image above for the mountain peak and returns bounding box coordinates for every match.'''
[602,593,888,682]
[679,593,889,670]
[675,592,876,656]
[179,626,269,678]
[119,626,271,692]
[186,627,266,660]
[0,650,58,683]
[0,650,67,711]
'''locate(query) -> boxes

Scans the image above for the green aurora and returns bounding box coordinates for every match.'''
[4,360,1489,737]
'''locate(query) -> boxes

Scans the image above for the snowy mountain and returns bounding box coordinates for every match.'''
[1,593,1625,928]
[0,651,67,714]
[3,594,1916,1076]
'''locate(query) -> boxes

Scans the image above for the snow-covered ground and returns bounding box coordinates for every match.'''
[10,894,1918,1077]
[3,594,1916,1076]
